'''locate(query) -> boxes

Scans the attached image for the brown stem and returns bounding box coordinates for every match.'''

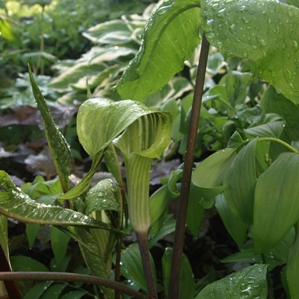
[0,272,148,299]
[167,34,210,299]
[137,231,157,299]
[0,247,22,299]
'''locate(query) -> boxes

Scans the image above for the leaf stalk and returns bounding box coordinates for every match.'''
[167,34,210,299]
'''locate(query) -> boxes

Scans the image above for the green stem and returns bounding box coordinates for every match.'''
[0,272,148,299]
[137,231,157,299]
[258,137,299,154]
[167,34,210,299]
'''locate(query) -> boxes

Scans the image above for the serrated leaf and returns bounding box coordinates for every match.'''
[224,139,257,224]
[29,67,72,192]
[192,148,237,200]
[254,153,299,253]
[162,248,195,299]
[116,0,201,101]
[195,264,268,299]
[201,0,299,103]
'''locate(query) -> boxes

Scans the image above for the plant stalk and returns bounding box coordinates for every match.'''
[0,247,21,299]
[137,231,157,299]
[0,272,149,299]
[167,34,210,299]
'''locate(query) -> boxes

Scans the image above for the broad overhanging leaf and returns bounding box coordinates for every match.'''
[201,0,299,103]
[29,66,72,192]
[0,172,112,230]
[116,0,201,101]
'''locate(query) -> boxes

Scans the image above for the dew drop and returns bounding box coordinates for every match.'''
[229,24,236,34]
[242,50,248,58]
[217,8,226,18]
[225,50,234,57]
[156,4,173,15]
[271,71,277,78]
[293,40,299,52]
[256,36,267,46]
[286,69,293,81]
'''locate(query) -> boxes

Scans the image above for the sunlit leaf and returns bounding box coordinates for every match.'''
[116,0,201,101]
[201,0,299,103]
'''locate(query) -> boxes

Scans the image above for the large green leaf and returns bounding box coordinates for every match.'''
[29,67,72,192]
[224,139,257,224]
[162,248,195,299]
[116,0,201,101]
[254,153,299,253]
[195,264,268,299]
[192,148,237,201]
[215,194,248,248]
[201,0,299,103]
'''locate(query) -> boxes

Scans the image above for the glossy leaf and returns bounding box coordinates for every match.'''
[39,283,67,299]
[120,243,156,292]
[192,148,237,201]
[26,224,40,248]
[60,290,88,299]
[201,0,299,103]
[195,264,268,299]
[286,221,299,299]
[29,67,72,192]
[215,194,248,247]
[224,139,257,224]
[116,0,201,101]
[23,282,52,299]
[0,172,112,230]
[162,248,195,299]
[254,153,299,253]
[11,256,49,272]
[85,179,120,215]
[244,121,286,139]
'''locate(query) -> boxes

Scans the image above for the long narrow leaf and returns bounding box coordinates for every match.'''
[28,66,72,192]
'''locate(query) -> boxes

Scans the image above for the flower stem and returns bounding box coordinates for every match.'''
[137,231,157,299]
